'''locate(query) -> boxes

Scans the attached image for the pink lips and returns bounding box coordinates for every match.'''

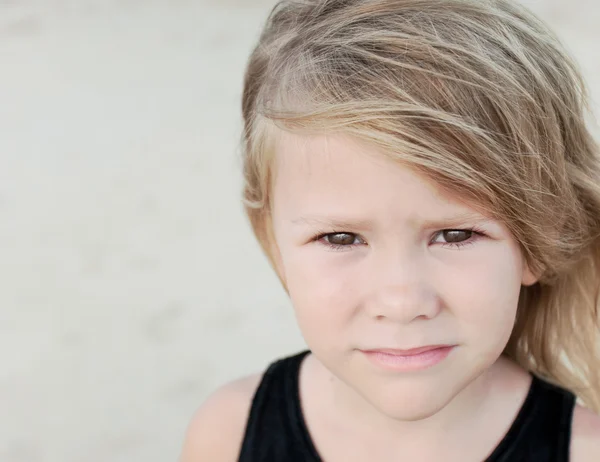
[361,345,455,372]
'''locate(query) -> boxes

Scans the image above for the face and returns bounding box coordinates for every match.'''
[270,133,538,421]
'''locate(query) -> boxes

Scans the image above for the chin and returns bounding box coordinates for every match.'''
[361,380,459,422]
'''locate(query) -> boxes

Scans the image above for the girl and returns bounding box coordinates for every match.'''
[182,0,600,460]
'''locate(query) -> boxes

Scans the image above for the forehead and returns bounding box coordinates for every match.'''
[272,131,472,214]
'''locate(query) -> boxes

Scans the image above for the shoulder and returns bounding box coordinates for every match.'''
[570,404,600,462]
[179,373,263,462]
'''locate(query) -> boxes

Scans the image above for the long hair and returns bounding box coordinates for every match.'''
[241,0,600,411]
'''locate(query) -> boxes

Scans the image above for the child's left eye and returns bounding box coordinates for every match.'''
[431,228,485,249]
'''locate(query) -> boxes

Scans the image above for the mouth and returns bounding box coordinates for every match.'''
[364,345,453,356]
[360,345,456,372]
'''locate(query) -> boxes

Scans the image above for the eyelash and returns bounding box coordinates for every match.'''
[314,226,487,252]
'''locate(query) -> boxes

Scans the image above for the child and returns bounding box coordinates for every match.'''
[182,0,600,460]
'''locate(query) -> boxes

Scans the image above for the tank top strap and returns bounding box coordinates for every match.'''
[238,350,320,462]
[486,374,576,462]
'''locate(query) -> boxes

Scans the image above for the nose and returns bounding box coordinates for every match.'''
[365,251,440,324]
[369,285,440,323]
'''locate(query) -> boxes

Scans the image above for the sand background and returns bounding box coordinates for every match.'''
[0,1,598,461]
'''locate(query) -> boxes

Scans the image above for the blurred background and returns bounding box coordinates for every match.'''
[0,1,598,461]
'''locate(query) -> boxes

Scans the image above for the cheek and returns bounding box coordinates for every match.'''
[283,250,359,339]
[445,251,523,346]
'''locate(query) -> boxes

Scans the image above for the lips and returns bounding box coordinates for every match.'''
[362,345,453,356]
[360,345,456,372]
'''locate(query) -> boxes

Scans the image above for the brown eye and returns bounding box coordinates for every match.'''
[442,229,473,243]
[432,228,484,250]
[324,233,358,246]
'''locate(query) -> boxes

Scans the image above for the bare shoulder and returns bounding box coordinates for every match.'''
[570,404,600,462]
[179,373,263,462]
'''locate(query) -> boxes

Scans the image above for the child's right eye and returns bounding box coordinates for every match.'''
[317,232,365,250]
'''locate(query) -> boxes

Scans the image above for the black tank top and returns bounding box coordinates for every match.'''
[238,350,576,462]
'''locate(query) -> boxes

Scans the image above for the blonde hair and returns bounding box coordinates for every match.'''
[241,0,600,411]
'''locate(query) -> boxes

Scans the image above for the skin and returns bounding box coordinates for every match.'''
[180,132,600,462]
[269,132,538,459]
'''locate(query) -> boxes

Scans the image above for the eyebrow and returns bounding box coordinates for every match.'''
[291,216,373,230]
[290,212,491,230]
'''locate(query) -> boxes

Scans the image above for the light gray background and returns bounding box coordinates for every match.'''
[0,1,598,461]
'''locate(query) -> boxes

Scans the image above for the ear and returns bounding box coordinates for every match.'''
[269,242,290,294]
[270,241,286,283]
[265,219,287,288]
[521,259,540,287]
